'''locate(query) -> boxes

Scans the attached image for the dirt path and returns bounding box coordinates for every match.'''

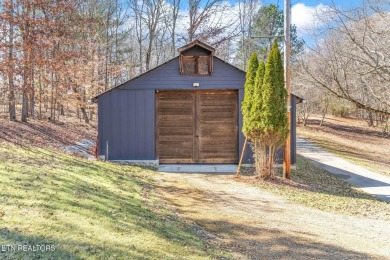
[154,172,390,259]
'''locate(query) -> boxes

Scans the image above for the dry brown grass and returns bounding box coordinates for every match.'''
[238,156,390,220]
[297,115,390,176]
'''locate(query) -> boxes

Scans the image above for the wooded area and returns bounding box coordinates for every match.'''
[0,0,388,132]
[0,0,259,123]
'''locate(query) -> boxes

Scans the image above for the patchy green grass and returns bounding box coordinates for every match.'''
[239,156,390,220]
[0,143,224,259]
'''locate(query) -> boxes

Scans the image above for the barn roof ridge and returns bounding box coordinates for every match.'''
[177,40,215,55]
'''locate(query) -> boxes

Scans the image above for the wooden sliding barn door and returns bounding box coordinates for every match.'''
[156,91,195,163]
[197,91,238,163]
[156,90,238,164]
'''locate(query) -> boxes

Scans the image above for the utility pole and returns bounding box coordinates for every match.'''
[283,0,292,179]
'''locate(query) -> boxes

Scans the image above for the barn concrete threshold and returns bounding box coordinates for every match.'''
[158,164,241,173]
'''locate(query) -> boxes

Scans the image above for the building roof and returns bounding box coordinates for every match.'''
[177,40,215,55]
[92,40,245,102]
[291,94,305,104]
[92,56,177,102]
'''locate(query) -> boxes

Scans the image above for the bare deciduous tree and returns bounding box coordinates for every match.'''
[298,1,390,117]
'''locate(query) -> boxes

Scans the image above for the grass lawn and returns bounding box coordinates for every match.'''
[0,143,225,259]
[239,155,390,221]
[297,116,390,176]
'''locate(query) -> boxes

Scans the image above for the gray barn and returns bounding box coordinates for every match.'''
[93,40,301,165]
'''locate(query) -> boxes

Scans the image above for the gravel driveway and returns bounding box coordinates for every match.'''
[155,172,390,259]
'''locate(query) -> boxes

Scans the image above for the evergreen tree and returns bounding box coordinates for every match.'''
[247,60,267,176]
[248,60,265,138]
[242,53,259,137]
[260,40,288,176]
[237,4,304,69]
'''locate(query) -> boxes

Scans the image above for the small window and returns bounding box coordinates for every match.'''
[181,56,211,76]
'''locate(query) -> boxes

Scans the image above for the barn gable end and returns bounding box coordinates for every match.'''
[110,57,245,91]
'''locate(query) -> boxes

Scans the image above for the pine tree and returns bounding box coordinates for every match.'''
[242,52,259,138]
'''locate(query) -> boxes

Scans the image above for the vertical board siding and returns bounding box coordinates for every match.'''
[112,90,121,159]
[239,89,253,164]
[116,57,245,91]
[98,89,155,160]
[120,92,128,158]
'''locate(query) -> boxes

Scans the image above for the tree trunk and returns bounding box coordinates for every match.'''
[81,107,89,124]
[268,145,274,177]
[27,4,36,119]
[60,104,64,116]
[104,7,110,91]
[146,46,151,71]
[53,98,56,122]
[50,78,54,121]
[303,111,309,126]
[7,0,16,121]
[39,73,42,119]
[21,57,29,123]
[21,0,31,123]
[368,112,374,127]
[30,89,35,119]
[21,93,28,122]
[319,100,329,127]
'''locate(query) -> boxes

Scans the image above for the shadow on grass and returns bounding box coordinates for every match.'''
[157,181,282,214]
[303,119,388,139]
[185,218,376,259]
[0,120,94,149]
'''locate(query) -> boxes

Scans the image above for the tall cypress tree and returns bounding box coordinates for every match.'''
[260,40,288,176]
[242,53,259,138]
[248,60,266,176]
[248,61,266,137]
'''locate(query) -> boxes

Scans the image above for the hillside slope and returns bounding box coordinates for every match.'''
[0,121,224,259]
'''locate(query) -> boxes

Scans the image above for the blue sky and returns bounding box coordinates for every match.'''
[261,0,365,45]
[264,0,363,9]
